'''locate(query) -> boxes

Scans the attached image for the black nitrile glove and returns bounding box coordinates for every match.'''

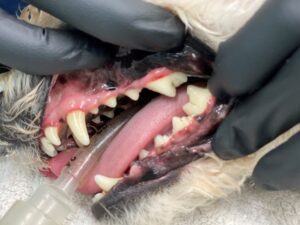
[209,0,300,190]
[0,0,185,75]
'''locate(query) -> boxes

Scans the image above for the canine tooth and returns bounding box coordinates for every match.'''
[94,175,122,192]
[44,126,61,146]
[90,107,99,115]
[172,116,192,134]
[183,85,212,116]
[66,110,90,146]
[92,193,105,203]
[104,97,117,108]
[41,137,57,157]
[139,149,149,160]
[125,89,141,101]
[169,72,188,87]
[102,110,115,119]
[154,135,169,148]
[146,76,176,97]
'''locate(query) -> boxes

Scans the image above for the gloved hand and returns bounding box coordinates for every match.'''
[209,0,300,190]
[0,0,184,75]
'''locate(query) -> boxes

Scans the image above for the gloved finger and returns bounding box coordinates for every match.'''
[26,0,185,52]
[209,0,300,100]
[253,131,300,190]
[0,9,112,75]
[212,48,300,159]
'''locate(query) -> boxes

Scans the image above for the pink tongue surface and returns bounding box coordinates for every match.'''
[80,87,188,193]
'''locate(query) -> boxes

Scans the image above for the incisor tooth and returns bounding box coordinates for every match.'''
[94,175,122,192]
[183,85,212,116]
[169,72,188,87]
[139,149,149,160]
[41,137,57,157]
[90,107,99,115]
[172,116,192,134]
[104,97,117,108]
[44,126,61,146]
[92,193,105,203]
[66,110,90,146]
[146,76,176,97]
[125,89,141,101]
[154,135,169,148]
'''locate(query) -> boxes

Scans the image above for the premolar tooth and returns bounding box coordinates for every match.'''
[172,116,192,134]
[92,116,101,124]
[90,107,99,115]
[102,110,114,119]
[139,149,149,160]
[94,175,122,192]
[124,89,141,101]
[104,97,117,108]
[66,110,90,146]
[146,76,176,97]
[169,72,188,87]
[41,137,57,157]
[183,85,212,116]
[44,126,61,146]
[92,193,105,203]
[154,135,169,148]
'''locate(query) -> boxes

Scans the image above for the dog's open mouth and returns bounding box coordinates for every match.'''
[38,38,229,217]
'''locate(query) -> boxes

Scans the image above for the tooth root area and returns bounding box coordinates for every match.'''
[139,149,149,160]
[44,126,61,146]
[125,89,141,101]
[104,97,117,108]
[154,135,169,148]
[41,137,57,157]
[169,72,188,87]
[66,110,90,146]
[92,193,105,203]
[183,85,212,116]
[90,107,99,115]
[172,116,193,134]
[94,175,122,192]
[102,110,114,119]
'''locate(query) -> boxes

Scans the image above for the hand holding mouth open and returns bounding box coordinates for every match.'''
[0,0,185,75]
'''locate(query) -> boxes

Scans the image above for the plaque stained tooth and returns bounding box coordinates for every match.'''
[169,72,188,87]
[154,135,169,148]
[41,137,58,157]
[102,110,114,119]
[90,107,99,115]
[94,175,122,192]
[44,126,61,146]
[146,76,176,97]
[139,149,149,160]
[92,193,105,203]
[104,97,117,108]
[183,85,212,116]
[124,89,141,101]
[66,110,90,146]
[172,116,192,134]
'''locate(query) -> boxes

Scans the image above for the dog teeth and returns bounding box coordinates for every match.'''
[66,110,90,146]
[146,73,187,97]
[183,85,212,116]
[172,116,192,134]
[94,175,122,192]
[92,116,101,124]
[154,135,169,148]
[44,126,61,146]
[90,107,99,115]
[139,149,149,160]
[125,89,141,101]
[102,110,115,119]
[92,193,105,203]
[104,97,117,108]
[41,137,57,157]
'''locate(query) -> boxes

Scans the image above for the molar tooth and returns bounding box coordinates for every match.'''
[92,193,105,203]
[172,116,192,134]
[124,89,141,101]
[90,107,99,115]
[146,76,176,97]
[169,72,188,87]
[94,175,122,192]
[44,126,61,146]
[41,137,57,157]
[154,135,169,148]
[139,149,149,160]
[66,110,90,146]
[104,97,117,108]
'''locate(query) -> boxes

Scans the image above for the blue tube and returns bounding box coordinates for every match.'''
[0,0,26,15]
